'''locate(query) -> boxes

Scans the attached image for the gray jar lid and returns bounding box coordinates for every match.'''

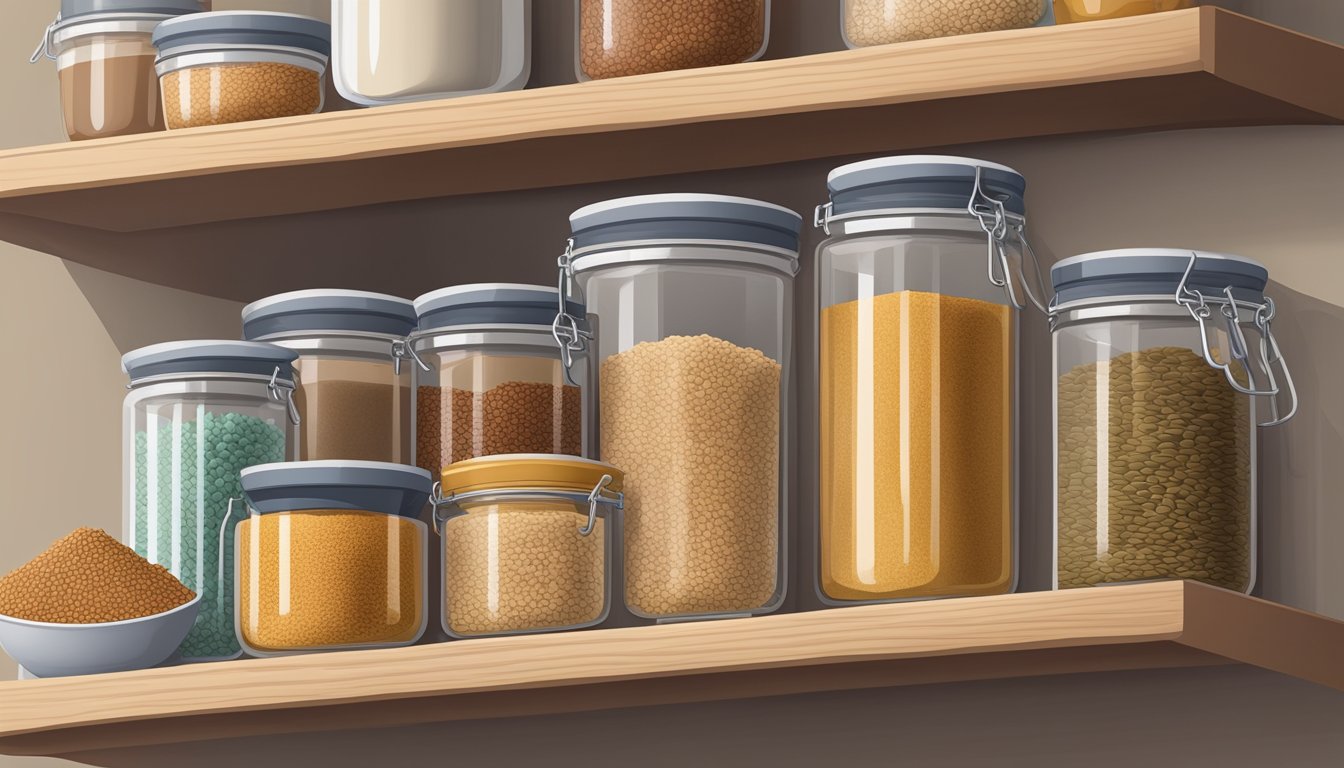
[240,460,433,517]
[414,283,583,333]
[122,340,298,382]
[152,11,331,57]
[57,0,205,23]
[826,155,1027,218]
[1051,249,1269,308]
[242,289,417,340]
[568,194,803,257]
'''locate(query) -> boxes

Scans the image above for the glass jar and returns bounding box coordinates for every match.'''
[1054,0,1192,24]
[121,340,298,662]
[235,461,430,655]
[152,12,330,129]
[243,290,416,464]
[31,1,207,141]
[561,194,801,622]
[814,156,1043,604]
[332,0,531,105]
[411,284,587,478]
[1051,250,1296,593]
[576,0,770,80]
[433,454,623,638]
[841,0,1048,46]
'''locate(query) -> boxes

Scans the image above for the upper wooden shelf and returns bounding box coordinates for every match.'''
[0,581,1341,760]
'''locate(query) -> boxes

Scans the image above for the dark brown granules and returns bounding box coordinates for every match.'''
[416,382,582,472]
[578,0,768,80]
[0,528,195,624]
[294,379,411,463]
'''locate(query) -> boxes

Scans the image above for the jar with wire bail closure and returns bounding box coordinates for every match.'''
[1051,249,1296,594]
[121,340,299,661]
[814,155,1046,605]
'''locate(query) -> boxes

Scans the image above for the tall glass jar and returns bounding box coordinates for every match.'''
[814,156,1041,604]
[411,284,587,478]
[243,290,416,464]
[1051,250,1296,593]
[121,340,298,662]
[561,194,801,622]
[576,0,770,80]
[841,0,1048,46]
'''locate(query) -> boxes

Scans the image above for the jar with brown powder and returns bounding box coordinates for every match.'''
[576,0,770,80]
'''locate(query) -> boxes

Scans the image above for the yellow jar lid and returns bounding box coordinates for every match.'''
[440,454,624,497]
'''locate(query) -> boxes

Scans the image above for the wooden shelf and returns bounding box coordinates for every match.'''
[0,8,1342,299]
[0,581,1341,759]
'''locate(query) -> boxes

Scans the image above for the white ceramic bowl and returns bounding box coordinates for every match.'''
[0,596,201,678]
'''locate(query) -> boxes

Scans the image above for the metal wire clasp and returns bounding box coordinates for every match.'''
[267,366,302,425]
[553,238,591,387]
[391,337,430,376]
[967,166,1051,314]
[30,18,58,63]
[430,476,623,538]
[581,474,622,536]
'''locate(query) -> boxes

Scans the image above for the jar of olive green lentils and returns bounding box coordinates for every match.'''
[1050,250,1297,594]
[122,340,299,662]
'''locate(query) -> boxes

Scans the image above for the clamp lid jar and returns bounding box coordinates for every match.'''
[576,0,770,80]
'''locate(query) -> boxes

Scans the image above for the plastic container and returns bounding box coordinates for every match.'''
[561,194,801,622]
[1053,0,1192,24]
[31,0,208,141]
[841,0,1048,46]
[152,11,330,129]
[243,290,417,464]
[121,340,298,662]
[813,156,1044,604]
[433,454,623,638]
[410,284,587,478]
[1050,249,1297,593]
[235,460,431,655]
[332,0,531,105]
[576,0,770,80]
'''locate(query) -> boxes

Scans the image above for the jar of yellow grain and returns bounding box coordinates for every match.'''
[236,460,430,655]
[1053,0,1192,25]
[433,454,623,638]
[560,194,802,623]
[814,156,1044,604]
[151,12,329,130]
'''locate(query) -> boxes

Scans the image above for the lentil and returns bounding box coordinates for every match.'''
[415,382,582,472]
[238,510,424,651]
[843,0,1046,46]
[578,0,768,80]
[161,62,322,129]
[0,528,194,624]
[820,291,1013,601]
[443,503,606,636]
[1056,346,1252,591]
[601,334,780,617]
[1053,0,1191,24]
[133,410,287,659]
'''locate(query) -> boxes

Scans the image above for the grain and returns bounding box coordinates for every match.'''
[844,0,1045,46]
[820,291,1014,601]
[0,528,194,624]
[415,382,582,472]
[579,0,767,80]
[602,334,780,617]
[1053,0,1191,24]
[161,62,321,129]
[1056,346,1252,591]
[443,504,606,636]
[238,510,424,651]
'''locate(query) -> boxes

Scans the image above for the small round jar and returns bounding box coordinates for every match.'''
[236,461,431,655]
[434,454,623,638]
[841,0,1048,47]
[152,11,330,129]
[1053,0,1192,24]
[243,290,417,464]
[576,0,770,80]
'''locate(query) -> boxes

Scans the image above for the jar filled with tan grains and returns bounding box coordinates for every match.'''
[152,12,329,130]
[236,461,431,655]
[243,290,417,464]
[1053,0,1192,24]
[1051,250,1296,593]
[842,0,1048,46]
[434,454,623,638]
[561,194,801,622]
[576,0,770,80]
[815,156,1045,604]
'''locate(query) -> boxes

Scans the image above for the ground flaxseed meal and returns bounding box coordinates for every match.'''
[844,0,1045,46]
[820,291,1013,600]
[415,382,582,472]
[0,528,195,624]
[1056,346,1252,591]
[602,334,780,617]
[295,378,411,463]
[161,62,321,129]
[579,0,768,80]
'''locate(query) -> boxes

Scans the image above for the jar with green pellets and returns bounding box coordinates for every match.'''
[122,341,298,661]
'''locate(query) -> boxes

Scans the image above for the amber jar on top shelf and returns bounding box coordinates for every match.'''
[1053,0,1192,24]
[576,0,770,80]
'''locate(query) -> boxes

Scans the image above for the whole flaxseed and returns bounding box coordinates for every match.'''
[161,62,322,129]
[579,0,768,80]
[844,0,1046,46]
[415,382,582,472]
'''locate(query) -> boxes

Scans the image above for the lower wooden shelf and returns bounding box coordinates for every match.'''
[0,581,1340,757]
